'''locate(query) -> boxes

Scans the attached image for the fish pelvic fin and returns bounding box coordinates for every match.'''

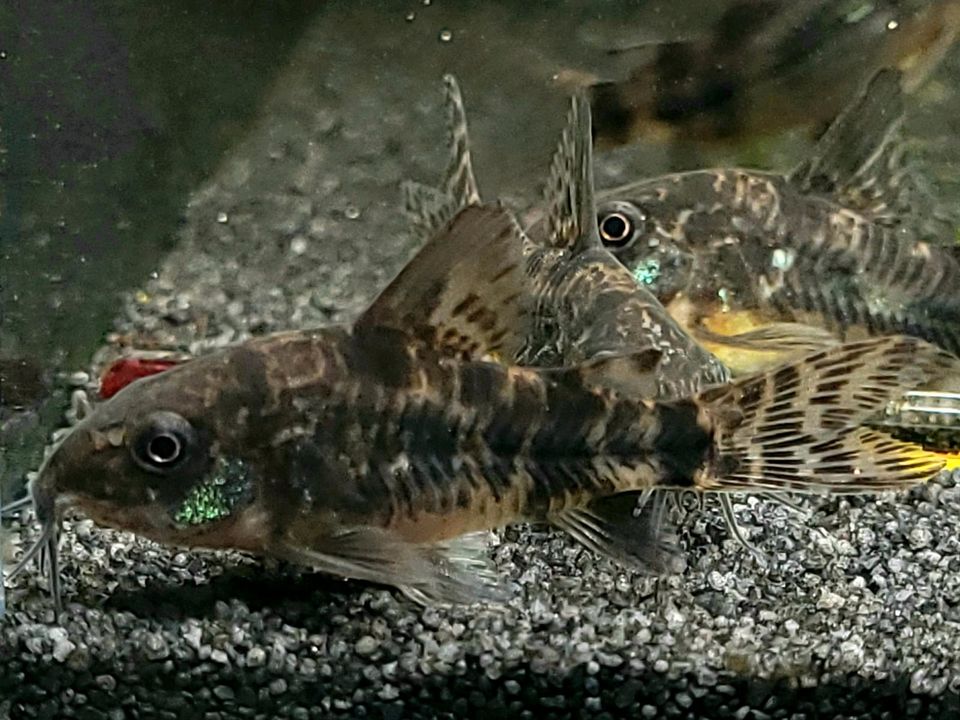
[544,94,599,254]
[551,489,685,575]
[695,336,955,494]
[788,67,932,228]
[270,526,509,606]
[359,203,532,360]
[402,74,481,241]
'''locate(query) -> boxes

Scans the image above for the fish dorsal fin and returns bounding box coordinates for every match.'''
[440,74,481,209]
[359,203,531,360]
[788,67,925,225]
[402,74,481,240]
[544,95,599,254]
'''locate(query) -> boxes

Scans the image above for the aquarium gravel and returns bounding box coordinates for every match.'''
[4,4,960,718]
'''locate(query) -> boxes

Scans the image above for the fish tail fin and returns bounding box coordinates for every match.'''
[696,336,956,494]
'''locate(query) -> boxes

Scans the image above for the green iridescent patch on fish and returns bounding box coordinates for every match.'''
[632,258,661,287]
[173,457,253,526]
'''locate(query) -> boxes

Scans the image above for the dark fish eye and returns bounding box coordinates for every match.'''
[132,411,196,474]
[597,201,646,248]
[146,433,181,466]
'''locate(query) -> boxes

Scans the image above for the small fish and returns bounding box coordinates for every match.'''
[4,200,955,608]
[403,76,730,399]
[563,68,960,377]
[4,87,956,610]
[404,74,960,543]
[569,0,960,149]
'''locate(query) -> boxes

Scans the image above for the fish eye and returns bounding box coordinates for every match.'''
[597,201,646,248]
[132,411,197,474]
[147,433,181,466]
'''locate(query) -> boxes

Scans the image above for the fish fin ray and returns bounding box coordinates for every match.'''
[401,75,480,241]
[271,526,506,605]
[401,180,452,240]
[693,321,841,375]
[698,336,955,493]
[440,74,481,210]
[544,95,599,253]
[359,203,532,359]
[551,490,684,574]
[788,67,930,226]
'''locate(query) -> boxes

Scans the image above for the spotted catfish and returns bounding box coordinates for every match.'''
[6,192,958,609]
[551,68,960,384]
[7,88,959,606]
[404,76,729,400]
[571,0,960,149]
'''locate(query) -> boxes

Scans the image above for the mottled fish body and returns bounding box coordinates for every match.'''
[6,83,959,609]
[535,69,960,375]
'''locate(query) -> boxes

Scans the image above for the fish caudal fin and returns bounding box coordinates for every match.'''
[697,336,956,494]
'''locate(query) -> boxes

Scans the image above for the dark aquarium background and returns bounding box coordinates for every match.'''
[3,2,960,719]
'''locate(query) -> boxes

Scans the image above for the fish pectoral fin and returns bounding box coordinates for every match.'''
[696,336,958,495]
[788,67,931,228]
[271,526,508,606]
[358,202,532,360]
[550,490,684,574]
[401,74,481,240]
[694,321,839,350]
[693,320,841,375]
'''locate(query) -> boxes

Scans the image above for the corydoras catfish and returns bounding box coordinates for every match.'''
[6,200,955,609]
[5,90,957,610]
[402,75,960,545]
[570,0,960,149]
[537,69,960,381]
[404,77,730,400]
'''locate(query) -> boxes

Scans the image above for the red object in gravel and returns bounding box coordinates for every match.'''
[99,357,181,399]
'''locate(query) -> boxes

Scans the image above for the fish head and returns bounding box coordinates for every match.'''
[594,185,697,306]
[30,344,273,549]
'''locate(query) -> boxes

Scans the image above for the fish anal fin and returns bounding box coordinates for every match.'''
[697,336,957,494]
[551,490,685,574]
[359,203,531,360]
[271,526,507,606]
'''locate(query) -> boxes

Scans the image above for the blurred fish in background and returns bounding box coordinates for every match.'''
[558,0,960,150]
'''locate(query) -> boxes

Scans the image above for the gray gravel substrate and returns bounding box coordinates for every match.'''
[4,3,960,718]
